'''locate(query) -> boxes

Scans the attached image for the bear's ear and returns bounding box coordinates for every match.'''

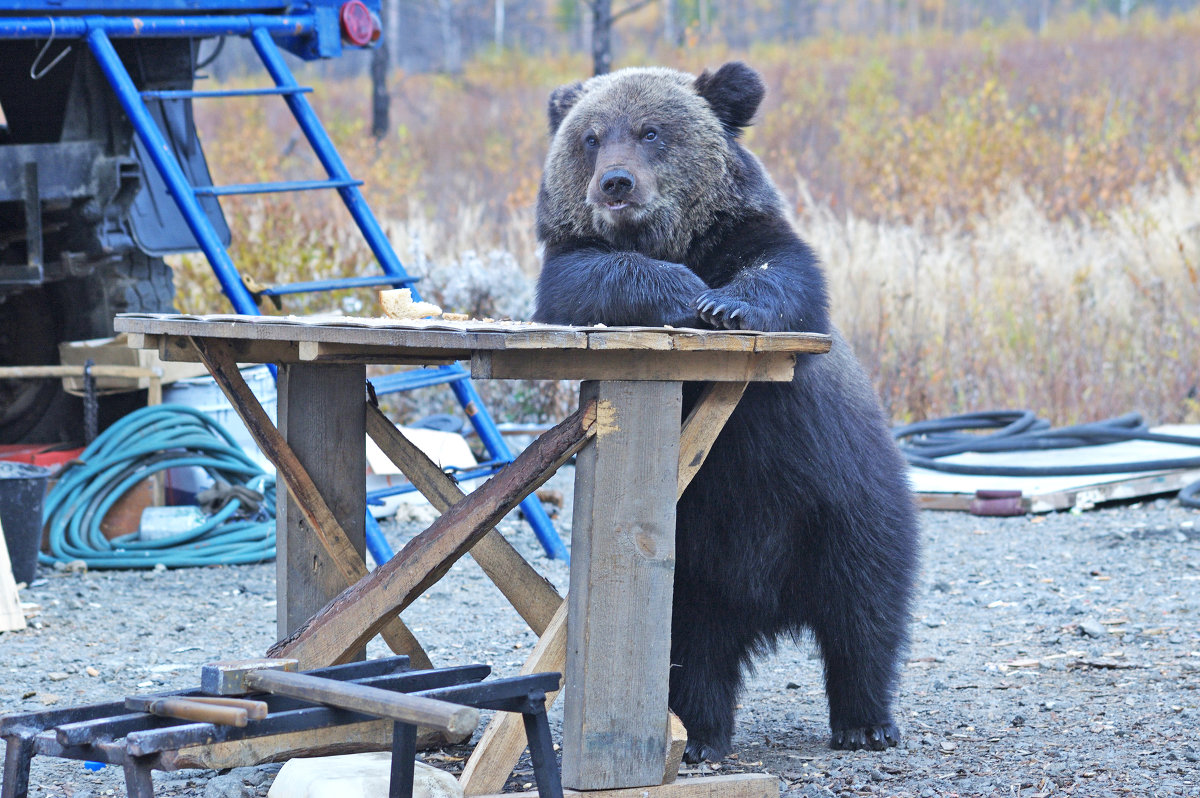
[547,81,585,136]
[694,62,765,136]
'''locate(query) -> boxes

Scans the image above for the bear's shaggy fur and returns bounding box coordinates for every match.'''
[532,62,919,761]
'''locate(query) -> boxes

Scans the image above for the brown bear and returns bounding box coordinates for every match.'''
[532,62,919,760]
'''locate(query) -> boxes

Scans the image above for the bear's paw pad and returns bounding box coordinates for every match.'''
[830,723,900,751]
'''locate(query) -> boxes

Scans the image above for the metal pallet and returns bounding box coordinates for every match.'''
[0,655,563,798]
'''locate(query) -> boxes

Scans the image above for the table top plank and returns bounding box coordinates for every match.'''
[114,313,831,357]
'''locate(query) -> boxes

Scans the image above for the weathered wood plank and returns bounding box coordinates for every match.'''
[0,520,26,633]
[459,600,568,796]
[275,362,367,641]
[587,330,674,350]
[188,338,430,670]
[471,350,797,382]
[364,404,561,635]
[483,773,779,798]
[677,381,748,497]
[266,400,598,666]
[562,380,682,790]
[457,379,746,793]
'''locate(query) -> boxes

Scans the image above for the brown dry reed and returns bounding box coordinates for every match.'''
[171,11,1200,426]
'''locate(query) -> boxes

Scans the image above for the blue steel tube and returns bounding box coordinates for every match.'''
[85,25,261,317]
[248,28,408,281]
[0,15,314,40]
[448,376,571,561]
[248,28,569,561]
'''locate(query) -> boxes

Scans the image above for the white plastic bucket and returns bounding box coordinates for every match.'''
[162,365,277,500]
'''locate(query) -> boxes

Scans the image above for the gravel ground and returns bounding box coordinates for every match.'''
[3,464,1199,798]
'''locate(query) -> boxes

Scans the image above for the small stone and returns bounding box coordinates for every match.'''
[64,560,88,573]
[47,672,69,682]
[785,682,801,690]
[1078,618,1106,638]
[229,766,269,787]
[795,785,835,798]
[85,666,99,677]
[204,773,250,798]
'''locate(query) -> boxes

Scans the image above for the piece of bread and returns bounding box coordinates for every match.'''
[379,288,442,320]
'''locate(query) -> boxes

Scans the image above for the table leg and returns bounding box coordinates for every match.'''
[562,380,682,790]
[277,363,366,643]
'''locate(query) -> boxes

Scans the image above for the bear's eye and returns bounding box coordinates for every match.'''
[642,128,659,142]
[584,134,599,148]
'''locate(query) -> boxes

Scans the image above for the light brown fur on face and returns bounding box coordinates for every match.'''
[537,66,738,262]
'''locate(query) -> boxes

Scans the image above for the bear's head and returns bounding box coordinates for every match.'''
[537,62,778,262]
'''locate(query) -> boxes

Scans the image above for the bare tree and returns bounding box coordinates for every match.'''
[587,0,657,76]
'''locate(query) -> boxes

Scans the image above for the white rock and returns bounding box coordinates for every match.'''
[267,752,462,798]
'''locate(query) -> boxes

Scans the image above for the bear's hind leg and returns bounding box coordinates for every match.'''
[669,612,755,763]
[802,523,913,751]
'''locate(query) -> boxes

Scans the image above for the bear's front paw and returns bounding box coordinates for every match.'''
[830,723,901,751]
[682,738,732,764]
[695,291,771,331]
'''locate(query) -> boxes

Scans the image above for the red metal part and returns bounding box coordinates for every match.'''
[339,1,377,46]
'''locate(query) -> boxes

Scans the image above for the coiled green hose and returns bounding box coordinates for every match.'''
[40,404,276,569]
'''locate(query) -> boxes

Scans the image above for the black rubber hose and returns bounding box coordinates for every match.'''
[894,411,1200,509]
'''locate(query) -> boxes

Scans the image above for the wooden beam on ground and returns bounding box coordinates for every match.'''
[459,600,567,796]
[480,773,779,798]
[0,521,26,633]
[364,403,561,636]
[677,381,748,497]
[188,337,430,670]
[458,379,747,793]
[266,399,598,666]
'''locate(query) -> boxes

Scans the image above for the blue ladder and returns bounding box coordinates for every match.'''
[80,20,567,560]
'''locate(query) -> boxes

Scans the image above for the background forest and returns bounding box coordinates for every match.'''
[174,1,1200,427]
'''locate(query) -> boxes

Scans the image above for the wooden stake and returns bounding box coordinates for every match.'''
[188,337,430,670]
[364,404,562,635]
[267,399,598,666]
[460,379,745,793]
[0,519,26,633]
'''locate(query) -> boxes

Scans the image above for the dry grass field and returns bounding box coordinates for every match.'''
[173,11,1200,425]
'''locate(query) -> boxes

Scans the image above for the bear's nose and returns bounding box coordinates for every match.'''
[600,169,635,200]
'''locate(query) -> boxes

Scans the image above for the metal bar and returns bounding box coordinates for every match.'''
[368,365,469,395]
[141,87,313,100]
[192,178,364,197]
[415,673,561,712]
[524,706,564,798]
[389,722,417,798]
[85,26,259,316]
[1,735,34,798]
[248,28,408,283]
[0,15,315,40]
[449,375,570,561]
[22,161,43,279]
[248,24,567,562]
[260,274,418,297]
[122,760,156,798]
[365,511,395,566]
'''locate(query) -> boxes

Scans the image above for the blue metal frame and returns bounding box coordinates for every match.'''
[6,9,569,560]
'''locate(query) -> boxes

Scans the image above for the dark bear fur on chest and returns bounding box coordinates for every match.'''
[532,61,919,761]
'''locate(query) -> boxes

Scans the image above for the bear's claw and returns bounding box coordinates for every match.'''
[682,739,731,764]
[830,723,901,751]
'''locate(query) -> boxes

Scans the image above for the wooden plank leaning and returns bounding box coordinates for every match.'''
[266,398,600,666]
[458,379,750,796]
[187,336,431,670]
[364,403,562,636]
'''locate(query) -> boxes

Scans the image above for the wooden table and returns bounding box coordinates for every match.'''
[114,313,831,798]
